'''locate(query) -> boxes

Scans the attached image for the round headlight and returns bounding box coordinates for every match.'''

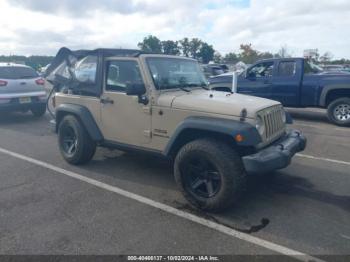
[256,116,265,136]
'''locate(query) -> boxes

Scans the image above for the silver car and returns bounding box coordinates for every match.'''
[0,63,47,117]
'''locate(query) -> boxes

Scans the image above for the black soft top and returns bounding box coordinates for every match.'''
[45,47,146,96]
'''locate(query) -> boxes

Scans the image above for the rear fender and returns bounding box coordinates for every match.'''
[55,104,104,142]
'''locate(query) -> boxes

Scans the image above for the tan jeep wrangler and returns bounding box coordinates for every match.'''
[45,48,306,211]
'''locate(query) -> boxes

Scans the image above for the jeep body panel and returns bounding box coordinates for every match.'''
[54,53,283,154]
[51,48,299,161]
[49,48,308,211]
[170,89,280,118]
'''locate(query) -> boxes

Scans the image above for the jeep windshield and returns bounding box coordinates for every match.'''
[147,57,208,91]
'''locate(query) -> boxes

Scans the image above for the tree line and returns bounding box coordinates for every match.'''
[137,35,216,64]
[1,36,349,70]
[0,55,53,70]
[136,35,279,64]
[138,36,350,65]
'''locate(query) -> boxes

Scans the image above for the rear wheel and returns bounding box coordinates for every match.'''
[174,138,247,212]
[327,98,350,126]
[58,115,96,165]
[31,104,46,117]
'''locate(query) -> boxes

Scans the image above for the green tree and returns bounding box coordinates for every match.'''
[198,42,215,64]
[188,38,203,59]
[0,55,53,70]
[161,40,180,55]
[259,52,274,60]
[239,44,260,64]
[223,52,239,64]
[137,35,162,53]
[179,38,191,57]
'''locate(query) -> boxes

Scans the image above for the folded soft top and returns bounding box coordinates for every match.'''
[44,47,144,78]
[44,47,145,96]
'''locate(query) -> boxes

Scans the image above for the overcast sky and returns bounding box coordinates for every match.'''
[0,0,349,59]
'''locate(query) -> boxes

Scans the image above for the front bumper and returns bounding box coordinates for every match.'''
[243,130,306,174]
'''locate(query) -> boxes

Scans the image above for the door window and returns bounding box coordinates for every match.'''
[106,60,143,92]
[278,61,296,76]
[248,62,274,78]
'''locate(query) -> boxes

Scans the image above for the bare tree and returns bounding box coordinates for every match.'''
[278,45,291,58]
[320,52,334,64]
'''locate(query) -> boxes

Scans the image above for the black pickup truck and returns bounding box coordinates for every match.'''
[209,58,350,126]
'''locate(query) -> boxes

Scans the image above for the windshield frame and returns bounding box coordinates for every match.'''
[145,56,208,91]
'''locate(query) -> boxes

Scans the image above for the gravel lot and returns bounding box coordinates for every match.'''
[0,108,349,260]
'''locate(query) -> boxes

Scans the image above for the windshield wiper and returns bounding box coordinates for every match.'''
[158,84,191,93]
[181,83,210,91]
[178,86,191,93]
[200,83,210,90]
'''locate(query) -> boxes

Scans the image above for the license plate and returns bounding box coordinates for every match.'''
[19,97,31,104]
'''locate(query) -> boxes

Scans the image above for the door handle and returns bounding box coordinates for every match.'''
[100,98,114,105]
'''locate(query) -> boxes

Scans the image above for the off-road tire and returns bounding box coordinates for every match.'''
[174,138,247,212]
[58,115,96,165]
[31,104,46,117]
[327,97,350,127]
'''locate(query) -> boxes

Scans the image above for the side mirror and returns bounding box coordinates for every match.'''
[125,83,149,105]
[126,83,146,96]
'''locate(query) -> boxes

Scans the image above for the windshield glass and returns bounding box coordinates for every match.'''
[0,66,38,79]
[147,58,208,90]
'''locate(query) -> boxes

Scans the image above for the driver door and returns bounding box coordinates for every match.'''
[100,58,151,146]
[238,61,275,99]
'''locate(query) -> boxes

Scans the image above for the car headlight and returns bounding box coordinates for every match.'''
[256,116,265,136]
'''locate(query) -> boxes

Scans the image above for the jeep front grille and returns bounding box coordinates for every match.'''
[258,105,286,145]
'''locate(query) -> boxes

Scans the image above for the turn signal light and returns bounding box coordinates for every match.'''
[0,80,8,86]
[235,134,244,143]
[35,78,45,85]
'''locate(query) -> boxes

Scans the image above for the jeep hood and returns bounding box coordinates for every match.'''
[158,89,280,118]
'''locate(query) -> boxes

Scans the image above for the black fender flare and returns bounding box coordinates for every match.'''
[163,116,262,156]
[55,104,104,142]
[319,84,350,107]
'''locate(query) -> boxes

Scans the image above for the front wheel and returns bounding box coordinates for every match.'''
[174,138,247,212]
[58,115,96,165]
[327,98,350,126]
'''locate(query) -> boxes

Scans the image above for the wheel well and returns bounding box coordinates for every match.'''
[167,129,254,159]
[56,111,79,131]
[326,89,350,107]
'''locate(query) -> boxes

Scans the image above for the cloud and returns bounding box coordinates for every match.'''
[0,0,349,59]
[11,0,146,15]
